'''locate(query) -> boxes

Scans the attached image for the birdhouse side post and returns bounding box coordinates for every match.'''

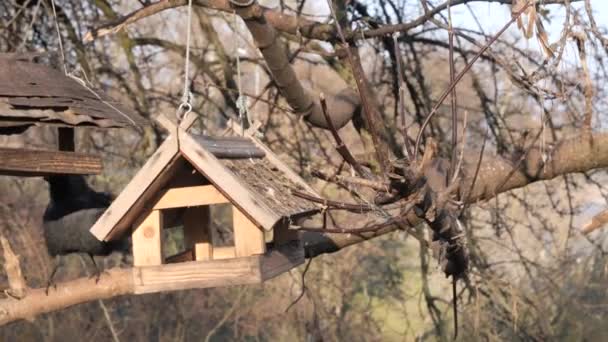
[233,207,265,257]
[132,209,163,266]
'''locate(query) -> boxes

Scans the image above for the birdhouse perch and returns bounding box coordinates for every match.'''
[89,116,320,294]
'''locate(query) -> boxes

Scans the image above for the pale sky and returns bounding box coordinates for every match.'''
[453,1,607,65]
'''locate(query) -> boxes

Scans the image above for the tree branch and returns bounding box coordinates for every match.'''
[0,268,133,325]
[302,131,608,257]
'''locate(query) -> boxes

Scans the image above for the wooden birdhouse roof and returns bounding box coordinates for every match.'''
[0,53,146,135]
[90,122,321,241]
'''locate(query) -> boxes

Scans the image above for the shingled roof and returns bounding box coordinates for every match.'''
[0,53,146,135]
[90,126,321,241]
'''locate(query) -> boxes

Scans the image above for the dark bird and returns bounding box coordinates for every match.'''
[43,174,128,290]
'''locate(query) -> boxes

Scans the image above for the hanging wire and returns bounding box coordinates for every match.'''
[49,0,67,75]
[176,0,195,123]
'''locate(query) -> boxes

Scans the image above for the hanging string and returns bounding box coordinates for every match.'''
[176,0,195,123]
[49,0,67,75]
[48,0,137,126]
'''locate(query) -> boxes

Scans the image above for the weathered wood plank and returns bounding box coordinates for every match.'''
[260,242,305,281]
[227,119,319,196]
[132,210,163,267]
[0,57,145,128]
[153,185,229,210]
[0,148,102,177]
[133,257,261,294]
[233,206,265,257]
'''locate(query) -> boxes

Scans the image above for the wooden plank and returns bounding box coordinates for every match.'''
[260,242,305,281]
[133,257,261,294]
[153,185,229,210]
[0,148,102,177]
[233,206,265,257]
[89,133,179,241]
[213,246,236,259]
[132,210,163,267]
[183,206,212,261]
[195,243,212,261]
[179,128,280,231]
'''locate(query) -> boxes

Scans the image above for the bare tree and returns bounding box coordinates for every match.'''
[1,0,608,339]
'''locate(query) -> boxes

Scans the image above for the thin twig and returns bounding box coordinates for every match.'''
[319,94,371,179]
[292,189,375,212]
[414,2,532,159]
[285,258,313,313]
[462,126,488,209]
[205,287,247,342]
[451,110,469,184]
[448,0,459,184]
[392,33,414,160]
[311,169,389,191]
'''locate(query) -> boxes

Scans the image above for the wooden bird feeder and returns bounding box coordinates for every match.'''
[89,116,320,294]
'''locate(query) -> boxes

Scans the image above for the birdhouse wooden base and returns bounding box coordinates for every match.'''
[132,242,304,294]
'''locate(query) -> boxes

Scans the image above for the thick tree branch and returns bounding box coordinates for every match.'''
[0,269,133,325]
[302,132,608,257]
[231,0,359,130]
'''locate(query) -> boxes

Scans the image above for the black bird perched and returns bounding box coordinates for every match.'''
[43,174,128,289]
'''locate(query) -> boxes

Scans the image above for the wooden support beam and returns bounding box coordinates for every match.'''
[132,210,163,266]
[0,148,102,177]
[183,206,212,261]
[133,257,261,295]
[153,185,229,210]
[233,206,265,257]
[133,243,304,295]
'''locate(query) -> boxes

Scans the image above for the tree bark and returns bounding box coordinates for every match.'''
[0,268,133,326]
[232,0,359,129]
